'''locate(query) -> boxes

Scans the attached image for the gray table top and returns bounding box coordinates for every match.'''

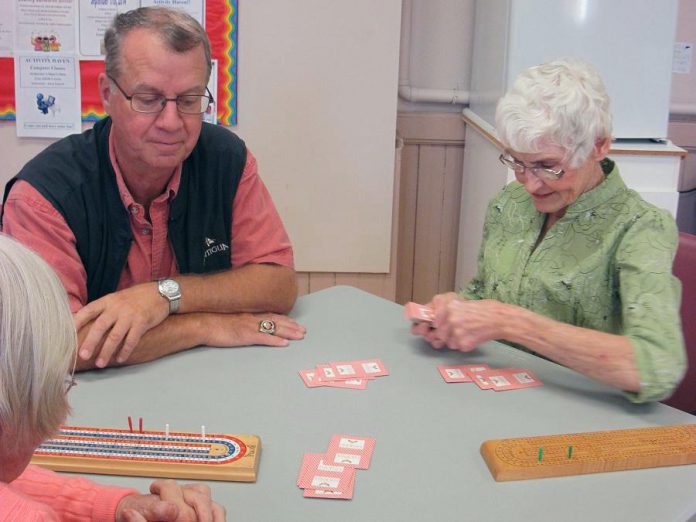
[67,286,696,522]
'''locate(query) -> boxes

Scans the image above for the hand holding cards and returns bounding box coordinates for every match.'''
[404,302,434,325]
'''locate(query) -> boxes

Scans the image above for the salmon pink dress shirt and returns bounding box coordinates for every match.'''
[3,133,293,312]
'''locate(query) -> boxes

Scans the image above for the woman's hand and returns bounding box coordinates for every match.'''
[411,293,509,352]
[116,480,226,522]
[410,292,462,348]
[432,299,508,351]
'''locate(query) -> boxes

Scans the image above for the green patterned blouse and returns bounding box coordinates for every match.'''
[462,159,686,403]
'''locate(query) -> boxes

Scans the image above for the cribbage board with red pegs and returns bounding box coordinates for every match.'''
[32,425,261,482]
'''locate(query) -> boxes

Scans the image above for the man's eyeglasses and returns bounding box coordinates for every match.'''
[64,348,78,395]
[498,153,565,182]
[108,75,214,115]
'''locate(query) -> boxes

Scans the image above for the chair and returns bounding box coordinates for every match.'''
[663,232,696,414]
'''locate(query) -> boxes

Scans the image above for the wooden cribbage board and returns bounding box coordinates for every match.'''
[480,424,696,481]
[31,426,261,482]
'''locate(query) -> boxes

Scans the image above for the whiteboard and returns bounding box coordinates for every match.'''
[0,0,402,273]
[470,0,678,140]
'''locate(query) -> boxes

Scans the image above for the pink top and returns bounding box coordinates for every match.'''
[3,134,294,312]
[0,464,135,521]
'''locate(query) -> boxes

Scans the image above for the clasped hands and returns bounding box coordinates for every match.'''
[116,479,224,522]
[74,281,305,367]
[410,292,508,351]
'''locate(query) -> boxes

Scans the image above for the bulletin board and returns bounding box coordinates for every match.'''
[0,0,238,125]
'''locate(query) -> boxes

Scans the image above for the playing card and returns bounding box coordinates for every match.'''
[325,434,376,469]
[302,479,354,500]
[471,372,495,390]
[404,302,434,323]
[322,378,368,390]
[297,453,328,486]
[438,364,490,383]
[299,369,325,388]
[357,358,388,378]
[315,364,338,382]
[297,454,355,490]
[328,361,368,380]
[484,368,544,391]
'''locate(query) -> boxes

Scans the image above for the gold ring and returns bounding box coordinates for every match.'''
[259,319,276,335]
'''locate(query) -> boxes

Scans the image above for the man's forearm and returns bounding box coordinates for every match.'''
[177,264,297,315]
[76,313,208,370]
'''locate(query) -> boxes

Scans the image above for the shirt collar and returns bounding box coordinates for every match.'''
[563,158,626,215]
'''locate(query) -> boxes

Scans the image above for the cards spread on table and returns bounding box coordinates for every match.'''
[438,364,490,383]
[298,434,376,500]
[299,359,388,389]
[437,364,543,391]
[404,302,434,324]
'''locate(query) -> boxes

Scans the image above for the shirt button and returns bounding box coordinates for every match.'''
[141,228,151,235]
[130,206,139,215]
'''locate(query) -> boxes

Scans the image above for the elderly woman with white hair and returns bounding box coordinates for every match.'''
[412,58,686,403]
[0,234,225,521]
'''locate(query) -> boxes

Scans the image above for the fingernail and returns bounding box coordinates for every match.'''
[96,359,105,368]
[79,349,89,359]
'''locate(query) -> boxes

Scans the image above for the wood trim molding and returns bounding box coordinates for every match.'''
[397,112,466,145]
[463,109,687,158]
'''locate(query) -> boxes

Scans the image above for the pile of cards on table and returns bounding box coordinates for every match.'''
[297,434,375,499]
[299,359,388,389]
[438,363,543,391]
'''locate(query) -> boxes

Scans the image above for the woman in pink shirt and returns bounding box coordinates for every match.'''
[0,234,225,521]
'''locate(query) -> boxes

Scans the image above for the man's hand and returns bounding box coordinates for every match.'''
[202,312,306,348]
[116,480,226,522]
[74,282,169,367]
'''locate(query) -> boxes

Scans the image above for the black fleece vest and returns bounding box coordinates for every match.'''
[2,117,245,302]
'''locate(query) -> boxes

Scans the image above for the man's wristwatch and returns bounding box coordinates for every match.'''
[158,278,181,314]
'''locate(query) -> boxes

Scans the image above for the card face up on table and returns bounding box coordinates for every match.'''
[438,365,543,391]
[299,359,388,389]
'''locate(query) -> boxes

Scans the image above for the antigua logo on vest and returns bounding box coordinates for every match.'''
[203,237,230,259]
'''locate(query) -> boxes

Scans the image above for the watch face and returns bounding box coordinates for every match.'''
[160,279,180,295]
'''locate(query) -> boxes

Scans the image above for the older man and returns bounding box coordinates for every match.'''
[2,7,305,370]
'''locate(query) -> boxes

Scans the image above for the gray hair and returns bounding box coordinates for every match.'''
[104,6,212,81]
[495,58,613,168]
[0,235,75,455]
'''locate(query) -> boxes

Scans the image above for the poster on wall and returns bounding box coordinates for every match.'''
[14,53,82,137]
[78,0,139,58]
[202,57,218,124]
[14,0,77,53]
[0,2,14,57]
[0,0,236,125]
[140,0,205,26]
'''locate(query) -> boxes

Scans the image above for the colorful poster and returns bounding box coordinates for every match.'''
[78,0,139,58]
[14,0,77,53]
[0,0,236,124]
[0,2,14,57]
[14,53,82,137]
[202,57,218,124]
